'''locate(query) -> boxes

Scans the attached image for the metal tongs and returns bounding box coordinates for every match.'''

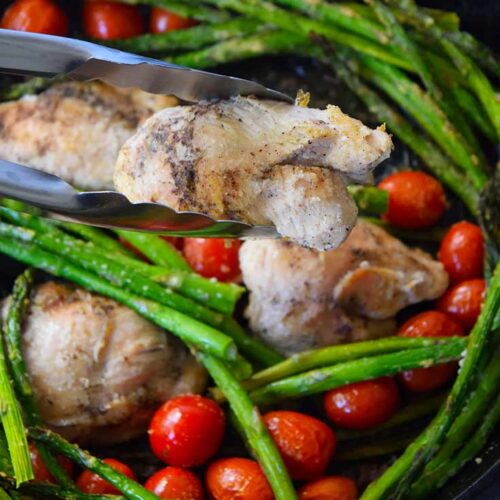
[0,29,292,237]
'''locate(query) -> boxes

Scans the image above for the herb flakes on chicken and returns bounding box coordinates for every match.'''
[114,96,392,250]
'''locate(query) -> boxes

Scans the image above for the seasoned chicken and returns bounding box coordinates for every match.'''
[3,281,206,445]
[240,221,448,355]
[114,96,392,250]
[0,82,178,190]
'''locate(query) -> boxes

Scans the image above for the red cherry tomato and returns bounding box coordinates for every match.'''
[324,377,400,430]
[397,311,464,392]
[206,457,274,500]
[83,1,144,40]
[76,458,136,495]
[378,171,447,229]
[438,221,484,284]
[150,7,197,33]
[263,410,336,481]
[299,476,358,500]
[183,238,241,282]
[148,394,225,468]
[1,0,68,35]
[30,443,74,484]
[145,466,204,500]
[437,279,486,332]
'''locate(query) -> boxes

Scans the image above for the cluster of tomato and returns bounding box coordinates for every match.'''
[1,0,195,39]
[29,394,358,499]
[379,171,486,393]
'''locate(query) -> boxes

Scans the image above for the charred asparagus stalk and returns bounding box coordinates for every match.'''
[3,270,75,489]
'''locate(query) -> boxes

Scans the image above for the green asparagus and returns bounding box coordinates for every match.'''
[29,428,156,500]
[249,338,466,405]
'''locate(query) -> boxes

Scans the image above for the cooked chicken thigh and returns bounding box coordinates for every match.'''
[240,221,448,355]
[0,82,177,190]
[115,96,392,250]
[4,281,206,445]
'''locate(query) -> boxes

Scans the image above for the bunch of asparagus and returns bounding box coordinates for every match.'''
[0,201,496,500]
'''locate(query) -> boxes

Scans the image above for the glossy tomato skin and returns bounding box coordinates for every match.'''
[397,311,464,392]
[83,1,144,39]
[76,458,136,494]
[150,7,197,33]
[183,238,241,282]
[145,466,204,500]
[439,221,484,284]
[30,443,74,483]
[324,377,400,430]
[149,394,225,468]
[379,171,447,229]
[437,279,486,332]
[1,0,68,35]
[206,457,273,500]
[263,410,335,481]
[299,476,358,500]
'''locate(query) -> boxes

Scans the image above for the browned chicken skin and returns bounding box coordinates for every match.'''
[240,221,448,355]
[3,281,206,446]
[0,82,177,190]
[115,96,392,250]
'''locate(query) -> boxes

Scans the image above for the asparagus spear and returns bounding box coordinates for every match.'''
[0,236,237,361]
[361,263,499,500]
[347,186,388,215]
[171,29,308,68]
[107,17,261,53]
[199,353,297,500]
[340,3,461,32]
[358,55,487,190]
[446,31,500,80]
[245,337,459,391]
[410,395,500,499]
[29,428,156,500]
[1,206,244,315]
[199,0,413,70]
[113,230,190,271]
[365,0,486,171]
[0,279,33,486]
[121,0,231,23]
[3,270,75,490]
[54,221,135,258]
[389,0,500,141]
[248,338,466,405]
[409,355,500,498]
[448,85,498,143]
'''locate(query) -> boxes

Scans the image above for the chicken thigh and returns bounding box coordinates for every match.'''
[114,96,392,250]
[0,82,177,190]
[240,221,448,355]
[4,281,206,445]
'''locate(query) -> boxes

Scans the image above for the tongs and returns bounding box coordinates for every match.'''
[0,29,292,237]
